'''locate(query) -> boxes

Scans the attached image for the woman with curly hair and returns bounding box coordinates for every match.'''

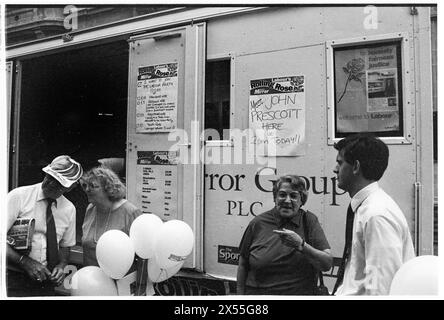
[80,166,141,267]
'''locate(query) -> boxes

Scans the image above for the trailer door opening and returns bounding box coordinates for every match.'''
[16,40,129,243]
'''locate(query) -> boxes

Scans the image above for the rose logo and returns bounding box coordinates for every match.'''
[337,58,365,103]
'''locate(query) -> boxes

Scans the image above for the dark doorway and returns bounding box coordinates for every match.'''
[16,40,129,243]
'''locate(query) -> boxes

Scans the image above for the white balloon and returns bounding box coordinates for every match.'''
[148,257,184,283]
[130,214,163,259]
[390,255,439,295]
[70,266,118,296]
[96,230,135,279]
[154,220,194,269]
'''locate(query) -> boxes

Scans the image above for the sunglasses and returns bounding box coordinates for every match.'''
[44,175,69,192]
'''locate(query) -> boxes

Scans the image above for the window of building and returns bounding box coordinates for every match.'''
[333,41,404,138]
[205,59,231,141]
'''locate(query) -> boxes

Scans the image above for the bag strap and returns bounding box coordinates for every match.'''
[302,210,324,285]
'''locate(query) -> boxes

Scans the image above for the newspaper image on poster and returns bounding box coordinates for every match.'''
[334,43,402,134]
[248,75,305,156]
[136,151,178,220]
[136,63,178,133]
[366,68,398,112]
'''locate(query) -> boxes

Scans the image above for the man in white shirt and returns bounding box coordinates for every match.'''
[7,155,83,296]
[332,134,415,295]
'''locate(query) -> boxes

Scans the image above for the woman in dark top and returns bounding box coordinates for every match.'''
[237,175,333,295]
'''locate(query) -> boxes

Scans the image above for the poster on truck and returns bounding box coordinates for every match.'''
[248,75,306,156]
[366,68,398,112]
[335,43,402,134]
[136,63,178,133]
[136,151,179,220]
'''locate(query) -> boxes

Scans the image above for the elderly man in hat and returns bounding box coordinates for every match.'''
[6,155,83,297]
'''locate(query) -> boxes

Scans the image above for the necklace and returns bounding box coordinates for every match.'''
[93,207,112,243]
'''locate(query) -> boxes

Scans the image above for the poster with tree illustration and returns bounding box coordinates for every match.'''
[334,43,402,135]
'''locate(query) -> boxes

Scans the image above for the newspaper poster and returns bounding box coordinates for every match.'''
[249,75,305,156]
[335,43,401,133]
[136,151,179,220]
[366,68,398,112]
[7,218,35,252]
[136,63,178,133]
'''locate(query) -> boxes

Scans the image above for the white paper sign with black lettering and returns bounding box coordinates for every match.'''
[136,63,178,133]
[248,76,306,156]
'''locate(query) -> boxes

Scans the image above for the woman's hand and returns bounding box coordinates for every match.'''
[274,229,332,271]
[273,228,304,250]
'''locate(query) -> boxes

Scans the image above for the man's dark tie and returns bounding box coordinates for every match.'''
[46,198,59,271]
[332,204,355,294]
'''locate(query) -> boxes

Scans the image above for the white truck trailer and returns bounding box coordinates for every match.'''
[6,5,435,295]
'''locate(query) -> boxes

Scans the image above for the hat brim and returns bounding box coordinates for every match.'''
[42,165,80,188]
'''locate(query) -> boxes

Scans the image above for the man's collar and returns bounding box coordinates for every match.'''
[350,181,379,212]
[272,207,303,228]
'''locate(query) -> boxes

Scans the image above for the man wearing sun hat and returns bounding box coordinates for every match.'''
[6,155,83,296]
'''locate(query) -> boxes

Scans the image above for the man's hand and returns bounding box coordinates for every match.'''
[20,255,51,282]
[273,228,304,250]
[50,264,67,286]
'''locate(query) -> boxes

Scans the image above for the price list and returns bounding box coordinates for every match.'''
[136,151,178,220]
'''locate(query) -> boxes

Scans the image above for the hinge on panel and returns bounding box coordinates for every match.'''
[15,64,19,73]
[410,6,418,16]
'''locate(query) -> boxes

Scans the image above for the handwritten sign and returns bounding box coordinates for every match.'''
[249,76,306,156]
[136,63,178,133]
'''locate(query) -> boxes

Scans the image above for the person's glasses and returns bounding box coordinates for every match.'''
[277,191,301,201]
[80,182,101,191]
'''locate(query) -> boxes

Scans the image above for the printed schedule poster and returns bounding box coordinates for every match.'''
[249,75,306,156]
[136,63,178,133]
[136,151,179,220]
